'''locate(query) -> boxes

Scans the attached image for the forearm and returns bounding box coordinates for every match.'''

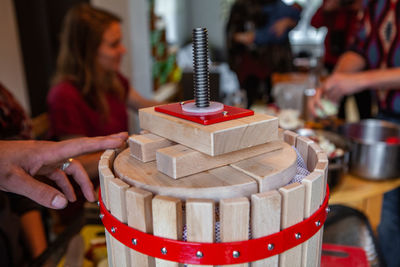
[20,210,47,258]
[127,89,160,111]
[354,68,400,91]
[333,51,366,73]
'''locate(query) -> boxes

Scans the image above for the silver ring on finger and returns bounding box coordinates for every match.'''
[61,158,73,171]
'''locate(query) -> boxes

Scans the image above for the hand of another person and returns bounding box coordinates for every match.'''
[321,72,365,102]
[308,87,325,118]
[308,72,365,117]
[233,32,255,46]
[323,0,341,11]
[0,132,128,209]
[270,18,295,38]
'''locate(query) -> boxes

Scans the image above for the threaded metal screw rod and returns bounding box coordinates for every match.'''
[192,28,210,108]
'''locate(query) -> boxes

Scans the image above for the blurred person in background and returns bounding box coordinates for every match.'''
[309,0,400,265]
[47,3,160,226]
[0,82,48,265]
[226,0,301,109]
[48,3,159,179]
[311,0,372,120]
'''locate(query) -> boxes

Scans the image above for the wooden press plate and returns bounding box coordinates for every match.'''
[113,142,297,201]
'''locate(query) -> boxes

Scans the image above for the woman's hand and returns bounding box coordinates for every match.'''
[0,132,128,209]
[270,18,297,38]
[322,72,365,102]
[233,32,255,45]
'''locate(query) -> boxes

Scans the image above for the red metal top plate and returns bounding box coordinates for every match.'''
[154,101,254,125]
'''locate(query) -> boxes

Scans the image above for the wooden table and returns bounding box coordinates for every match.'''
[329,173,400,231]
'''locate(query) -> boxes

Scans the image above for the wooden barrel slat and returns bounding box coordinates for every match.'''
[186,199,215,267]
[152,195,183,267]
[279,182,305,267]
[251,190,281,267]
[220,197,250,267]
[295,136,314,171]
[302,171,324,267]
[108,178,131,267]
[127,187,155,267]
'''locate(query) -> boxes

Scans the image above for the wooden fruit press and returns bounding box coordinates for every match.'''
[98,28,329,266]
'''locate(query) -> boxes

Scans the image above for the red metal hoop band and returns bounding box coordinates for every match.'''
[99,186,329,265]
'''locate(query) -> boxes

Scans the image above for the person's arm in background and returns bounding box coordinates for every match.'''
[20,210,47,257]
[0,132,127,209]
[308,51,365,114]
[324,52,400,101]
[233,0,300,46]
[126,87,161,110]
[311,0,341,28]
[254,0,301,44]
[310,50,400,114]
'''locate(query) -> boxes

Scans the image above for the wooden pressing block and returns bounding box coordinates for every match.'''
[114,149,258,201]
[251,190,281,267]
[220,197,250,267]
[129,133,175,162]
[157,140,282,179]
[279,182,305,267]
[231,142,297,193]
[139,107,278,156]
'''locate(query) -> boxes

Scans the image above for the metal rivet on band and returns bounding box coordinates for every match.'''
[232,251,240,258]
[326,207,331,213]
[223,111,228,116]
[161,247,167,255]
[111,227,116,233]
[97,201,100,206]
[132,238,137,245]
[315,220,321,227]
[295,233,301,240]
[99,213,104,220]
[196,251,204,258]
[268,243,274,251]
[180,101,185,105]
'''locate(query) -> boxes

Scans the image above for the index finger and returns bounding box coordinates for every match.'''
[45,132,128,164]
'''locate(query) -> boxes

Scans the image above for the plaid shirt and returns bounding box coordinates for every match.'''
[0,83,32,140]
[351,0,400,117]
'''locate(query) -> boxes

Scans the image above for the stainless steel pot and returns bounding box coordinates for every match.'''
[340,119,400,180]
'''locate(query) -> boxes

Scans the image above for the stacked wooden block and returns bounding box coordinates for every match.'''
[99,107,328,267]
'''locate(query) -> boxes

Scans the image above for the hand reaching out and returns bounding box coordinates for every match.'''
[270,18,296,38]
[308,72,366,117]
[0,132,128,209]
[233,31,256,46]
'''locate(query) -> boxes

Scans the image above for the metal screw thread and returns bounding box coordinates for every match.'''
[192,28,210,108]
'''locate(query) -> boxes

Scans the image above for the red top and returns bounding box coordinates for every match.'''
[311,3,360,69]
[47,74,129,138]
